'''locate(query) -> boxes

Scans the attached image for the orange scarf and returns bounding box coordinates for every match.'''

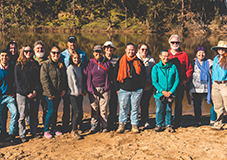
[117,54,142,83]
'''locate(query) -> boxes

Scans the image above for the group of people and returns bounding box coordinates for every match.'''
[0,34,226,144]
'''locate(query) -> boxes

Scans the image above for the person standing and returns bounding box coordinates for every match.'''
[102,41,120,130]
[152,50,179,132]
[113,43,146,134]
[40,46,67,138]
[60,36,88,131]
[136,43,155,128]
[210,41,227,130]
[67,51,86,139]
[15,45,40,142]
[0,49,18,143]
[33,40,48,125]
[168,34,193,129]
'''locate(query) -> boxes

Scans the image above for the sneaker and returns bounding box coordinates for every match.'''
[155,125,163,132]
[54,130,62,136]
[44,131,52,138]
[89,124,97,133]
[166,125,175,133]
[210,123,225,130]
[71,130,82,140]
[20,137,27,143]
[144,122,152,129]
[131,125,139,133]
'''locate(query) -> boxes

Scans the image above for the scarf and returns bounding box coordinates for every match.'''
[117,54,142,83]
[196,58,211,104]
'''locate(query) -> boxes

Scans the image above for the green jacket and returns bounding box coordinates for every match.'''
[40,58,67,97]
[152,61,179,99]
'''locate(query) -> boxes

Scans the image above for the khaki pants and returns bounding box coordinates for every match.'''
[212,82,227,125]
[89,87,110,129]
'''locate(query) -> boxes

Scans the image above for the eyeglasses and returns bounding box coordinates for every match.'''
[171,42,180,44]
[141,48,148,52]
[51,51,60,55]
[24,50,32,53]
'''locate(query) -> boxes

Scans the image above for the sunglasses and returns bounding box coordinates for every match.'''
[141,48,148,52]
[51,51,60,55]
[24,50,32,53]
[171,42,180,44]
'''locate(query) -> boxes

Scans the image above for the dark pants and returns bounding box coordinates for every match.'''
[140,88,153,123]
[44,96,61,132]
[62,94,71,127]
[70,95,83,131]
[108,85,118,126]
[40,95,48,124]
[173,85,184,128]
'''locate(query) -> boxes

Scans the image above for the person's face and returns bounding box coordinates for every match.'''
[169,36,180,50]
[34,44,44,54]
[196,50,206,61]
[9,44,17,56]
[24,46,33,59]
[139,44,148,57]
[217,48,226,56]
[0,52,9,65]
[50,47,60,62]
[104,46,114,56]
[93,50,103,60]
[159,51,169,65]
[72,54,80,65]
[67,40,77,51]
[125,45,135,58]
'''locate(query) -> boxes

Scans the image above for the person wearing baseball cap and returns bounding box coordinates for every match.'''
[210,40,227,130]
[102,41,120,130]
[60,36,88,132]
[84,45,113,133]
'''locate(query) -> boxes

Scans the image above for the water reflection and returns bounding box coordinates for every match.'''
[0,30,216,114]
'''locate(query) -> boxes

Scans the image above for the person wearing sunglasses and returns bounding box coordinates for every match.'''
[15,45,40,142]
[136,43,155,129]
[102,41,120,130]
[168,34,193,129]
[84,45,113,133]
[40,46,67,138]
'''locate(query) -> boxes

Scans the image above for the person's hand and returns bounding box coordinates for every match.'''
[162,91,171,98]
[180,80,187,86]
[60,90,65,97]
[116,90,119,96]
[27,93,33,98]
[81,92,85,96]
[9,94,15,98]
[48,95,55,100]
[32,90,37,98]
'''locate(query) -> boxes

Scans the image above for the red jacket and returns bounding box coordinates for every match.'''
[168,48,193,83]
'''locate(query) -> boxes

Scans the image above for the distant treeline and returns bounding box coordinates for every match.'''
[0,0,226,32]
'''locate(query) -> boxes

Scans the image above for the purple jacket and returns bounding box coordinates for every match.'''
[84,56,113,94]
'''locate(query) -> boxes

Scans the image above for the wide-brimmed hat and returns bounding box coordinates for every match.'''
[211,41,227,52]
[102,41,116,51]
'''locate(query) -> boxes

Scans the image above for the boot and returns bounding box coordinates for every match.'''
[116,122,125,133]
[131,125,139,133]
[71,130,82,140]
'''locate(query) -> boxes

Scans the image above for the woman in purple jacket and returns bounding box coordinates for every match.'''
[84,45,113,133]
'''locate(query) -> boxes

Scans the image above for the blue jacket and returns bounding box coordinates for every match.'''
[152,61,179,99]
[212,55,227,83]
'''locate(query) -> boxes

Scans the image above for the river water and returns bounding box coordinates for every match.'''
[1,31,219,114]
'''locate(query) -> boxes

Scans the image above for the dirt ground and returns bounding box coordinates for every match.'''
[0,109,227,160]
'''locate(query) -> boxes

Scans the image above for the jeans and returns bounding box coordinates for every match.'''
[155,98,172,127]
[0,95,18,135]
[44,96,61,132]
[140,88,153,123]
[192,93,217,123]
[118,88,143,126]
[173,85,184,128]
[62,93,71,127]
[108,84,118,125]
[17,93,39,138]
[70,95,83,131]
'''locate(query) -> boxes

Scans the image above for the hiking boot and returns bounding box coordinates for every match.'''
[102,128,108,133]
[89,124,97,133]
[53,130,62,136]
[44,131,52,138]
[116,122,125,133]
[144,122,152,129]
[210,123,225,130]
[131,125,139,133]
[71,130,82,140]
[166,125,175,133]
[155,125,163,132]
[20,137,27,143]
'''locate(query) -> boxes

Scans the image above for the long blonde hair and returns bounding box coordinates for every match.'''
[218,52,227,69]
[16,45,38,70]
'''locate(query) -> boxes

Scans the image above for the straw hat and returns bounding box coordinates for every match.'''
[211,40,227,52]
[102,41,116,51]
